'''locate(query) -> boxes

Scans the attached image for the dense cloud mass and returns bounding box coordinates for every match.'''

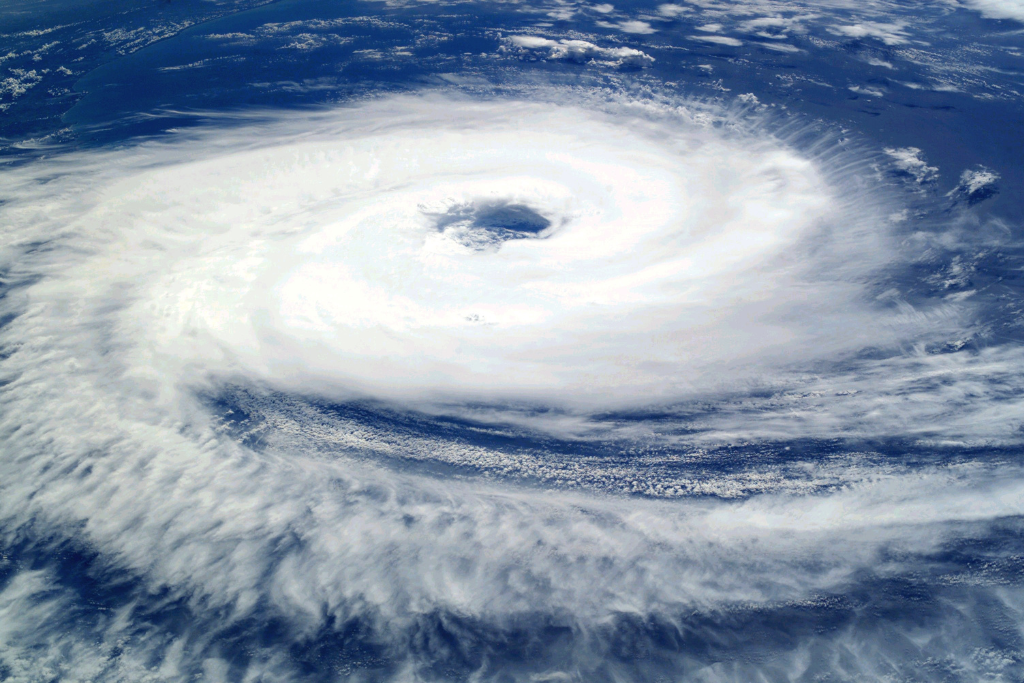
[1,88,1022,680]
[1,0,1023,678]
[1,93,1014,443]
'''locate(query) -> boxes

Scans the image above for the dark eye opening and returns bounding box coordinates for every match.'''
[426,200,553,251]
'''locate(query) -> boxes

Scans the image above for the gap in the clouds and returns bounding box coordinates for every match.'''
[202,385,1009,501]
[425,200,554,252]
[434,202,552,235]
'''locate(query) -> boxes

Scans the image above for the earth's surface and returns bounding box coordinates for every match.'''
[1,0,1024,681]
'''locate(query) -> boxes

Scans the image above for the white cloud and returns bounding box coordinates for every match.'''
[953,166,999,196]
[618,19,657,33]
[948,165,1000,203]
[509,35,558,49]
[80,97,887,408]
[959,0,1024,21]
[0,92,1002,443]
[690,34,744,46]
[740,15,810,32]
[759,41,801,51]
[657,3,691,16]
[0,89,1021,679]
[884,146,939,184]
[597,19,657,33]
[0,68,42,99]
[547,7,576,20]
[866,57,895,68]
[849,84,885,96]
[829,21,909,45]
[506,35,654,66]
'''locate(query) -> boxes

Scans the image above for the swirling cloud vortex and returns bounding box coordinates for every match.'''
[3,89,1024,682]
[10,94,898,412]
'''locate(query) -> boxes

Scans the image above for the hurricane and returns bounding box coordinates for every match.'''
[1,0,1023,681]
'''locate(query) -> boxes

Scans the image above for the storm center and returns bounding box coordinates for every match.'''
[426,200,552,251]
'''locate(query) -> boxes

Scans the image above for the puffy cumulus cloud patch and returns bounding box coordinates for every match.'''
[1,90,1023,681]
[948,165,1000,204]
[504,35,654,66]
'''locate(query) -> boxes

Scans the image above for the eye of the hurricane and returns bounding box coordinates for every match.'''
[426,200,553,251]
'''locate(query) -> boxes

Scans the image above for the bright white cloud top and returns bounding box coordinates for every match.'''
[3,92,1011,445]
[0,97,920,406]
[1,89,1022,679]
[114,96,891,408]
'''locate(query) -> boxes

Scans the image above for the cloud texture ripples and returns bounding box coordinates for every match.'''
[1,90,1022,681]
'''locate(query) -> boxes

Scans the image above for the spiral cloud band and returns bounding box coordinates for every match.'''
[9,95,911,407]
[1,90,1022,679]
